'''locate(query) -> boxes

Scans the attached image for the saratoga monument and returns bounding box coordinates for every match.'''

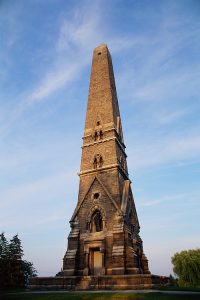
[30,44,166,290]
[63,43,150,277]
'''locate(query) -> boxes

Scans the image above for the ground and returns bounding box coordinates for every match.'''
[2,290,200,300]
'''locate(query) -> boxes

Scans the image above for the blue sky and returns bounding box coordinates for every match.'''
[0,0,200,276]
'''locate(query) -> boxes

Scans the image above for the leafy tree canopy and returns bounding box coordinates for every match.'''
[171,248,200,287]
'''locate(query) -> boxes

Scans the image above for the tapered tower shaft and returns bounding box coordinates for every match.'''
[63,44,150,277]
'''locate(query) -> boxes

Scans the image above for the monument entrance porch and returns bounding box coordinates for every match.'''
[83,239,105,276]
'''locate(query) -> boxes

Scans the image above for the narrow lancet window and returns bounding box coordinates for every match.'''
[91,210,103,232]
[99,130,103,140]
[93,129,103,141]
[93,154,103,169]
[94,131,98,141]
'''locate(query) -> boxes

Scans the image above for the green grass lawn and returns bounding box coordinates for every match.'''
[1,292,200,300]
[155,285,200,292]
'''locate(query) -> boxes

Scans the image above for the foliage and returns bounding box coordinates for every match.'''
[171,248,200,287]
[0,232,9,259]
[22,260,37,285]
[0,232,37,289]
[9,235,24,260]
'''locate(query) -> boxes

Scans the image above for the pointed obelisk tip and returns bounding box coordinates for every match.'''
[94,43,108,52]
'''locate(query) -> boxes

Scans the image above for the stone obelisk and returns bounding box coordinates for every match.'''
[63,44,150,277]
[29,44,168,290]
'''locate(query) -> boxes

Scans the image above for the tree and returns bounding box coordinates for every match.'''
[171,249,200,287]
[0,233,9,287]
[0,233,37,289]
[0,232,9,259]
[22,260,37,285]
[8,234,24,287]
[9,234,24,260]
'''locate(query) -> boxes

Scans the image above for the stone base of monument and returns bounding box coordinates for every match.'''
[29,274,169,290]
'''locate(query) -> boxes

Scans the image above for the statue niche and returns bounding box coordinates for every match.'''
[94,129,103,141]
[93,154,103,169]
[91,210,103,232]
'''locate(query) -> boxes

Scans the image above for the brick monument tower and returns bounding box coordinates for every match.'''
[30,44,167,290]
[63,44,150,277]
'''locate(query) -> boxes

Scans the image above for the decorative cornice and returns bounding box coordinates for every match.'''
[82,136,127,157]
[78,163,129,179]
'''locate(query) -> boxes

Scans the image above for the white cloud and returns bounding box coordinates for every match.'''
[0,170,74,209]
[138,195,181,207]
[128,134,200,170]
[28,62,84,102]
[138,192,199,207]
[156,107,192,124]
[0,1,105,138]
[28,1,106,103]
[133,68,200,103]
[57,2,102,51]
[116,16,200,108]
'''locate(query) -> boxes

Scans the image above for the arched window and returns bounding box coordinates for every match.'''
[93,156,98,169]
[93,154,103,169]
[99,156,103,167]
[99,130,103,140]
[94,131,98,141]
[93,129,103,141]
[91,210,103,232]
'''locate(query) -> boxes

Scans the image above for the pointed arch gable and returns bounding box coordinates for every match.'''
[70,176,97,222]
[95,175,121,214]
[71,175,121,222]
